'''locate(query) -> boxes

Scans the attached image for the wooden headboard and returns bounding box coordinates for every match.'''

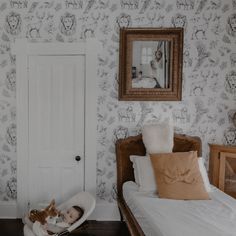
[115,133,202,198]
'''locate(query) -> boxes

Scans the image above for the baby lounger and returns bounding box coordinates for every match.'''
[23,191,96,236]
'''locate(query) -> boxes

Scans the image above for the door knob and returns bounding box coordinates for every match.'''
[75,156,81,162]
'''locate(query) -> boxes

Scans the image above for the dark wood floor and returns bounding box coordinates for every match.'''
[0,219,130,236]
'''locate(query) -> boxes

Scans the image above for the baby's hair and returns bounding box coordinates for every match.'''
[72,205,84,223]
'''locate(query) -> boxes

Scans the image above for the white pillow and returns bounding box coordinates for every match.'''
[130,155,157,192]
[198,157,212,192]
[130,155,212,193]
[129,155,140,186]
[142,121,174,154]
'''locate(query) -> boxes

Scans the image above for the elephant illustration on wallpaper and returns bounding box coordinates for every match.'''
[10,0,28,8]
[120,0,139,10]
[65,0,83,9]
[176,0,194,10]
[118,106,136,123]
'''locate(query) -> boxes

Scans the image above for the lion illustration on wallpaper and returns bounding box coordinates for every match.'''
[5,11,22,35]
[59,12,76,36]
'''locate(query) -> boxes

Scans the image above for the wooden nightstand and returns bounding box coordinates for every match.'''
[209,144,236,198]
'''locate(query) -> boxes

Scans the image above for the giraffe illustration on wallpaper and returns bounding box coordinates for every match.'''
[193,41,210,71]
[195,0,207,14]
[5,68,16,92]
[233,112,236,127]
[153,0,165,9]
[225,71,236,98]
[194,99,209,124]
[209,0,221,9]
[84,0,95,14]
[230,53,236,66]
[228,110,236,127]
[226,13,236,37]
[137,103,153,127]
[5,124,16,147]
[6,177,16,199]
[183,47,192,67]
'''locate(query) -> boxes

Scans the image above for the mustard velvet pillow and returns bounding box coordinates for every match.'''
[150,151,210,200]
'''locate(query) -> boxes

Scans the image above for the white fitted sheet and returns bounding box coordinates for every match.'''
[123,181,236,236]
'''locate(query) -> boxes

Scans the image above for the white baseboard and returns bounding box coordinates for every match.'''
[0,201,17,218]
[88,202,120,221]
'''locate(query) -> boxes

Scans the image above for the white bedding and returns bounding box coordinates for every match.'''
[123,181,236,236]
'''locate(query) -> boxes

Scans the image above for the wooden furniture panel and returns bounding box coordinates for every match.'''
[219,152,236,198]
[209,144,236,189]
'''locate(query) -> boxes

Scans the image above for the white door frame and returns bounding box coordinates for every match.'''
[12,39,98,217]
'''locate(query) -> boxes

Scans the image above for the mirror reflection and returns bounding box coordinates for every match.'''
[131,40,170,89]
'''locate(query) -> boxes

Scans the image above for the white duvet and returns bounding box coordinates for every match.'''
[123,181,236,236]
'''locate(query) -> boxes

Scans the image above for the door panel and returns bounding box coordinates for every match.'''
[28,55,85,208]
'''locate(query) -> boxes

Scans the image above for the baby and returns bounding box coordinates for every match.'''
[42,206,84,236]
[44,205,84,234]
[60,205,83,224]
[26,201,84,236]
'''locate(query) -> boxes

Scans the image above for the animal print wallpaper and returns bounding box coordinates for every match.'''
[0,0,236,203]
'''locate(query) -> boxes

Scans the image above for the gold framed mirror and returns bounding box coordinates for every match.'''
[119,28,183,101]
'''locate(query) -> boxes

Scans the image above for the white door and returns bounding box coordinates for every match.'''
[28,55,85,208]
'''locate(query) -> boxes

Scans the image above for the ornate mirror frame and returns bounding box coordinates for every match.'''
[119,28,183,101]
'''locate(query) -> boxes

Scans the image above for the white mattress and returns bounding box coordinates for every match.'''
[123,181,236,236]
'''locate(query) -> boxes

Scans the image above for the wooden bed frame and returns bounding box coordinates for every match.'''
[115,133,202,236]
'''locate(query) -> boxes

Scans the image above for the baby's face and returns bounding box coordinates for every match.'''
[63,207,79,224]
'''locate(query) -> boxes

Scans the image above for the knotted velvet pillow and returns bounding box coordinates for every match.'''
[150,151,210,200]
